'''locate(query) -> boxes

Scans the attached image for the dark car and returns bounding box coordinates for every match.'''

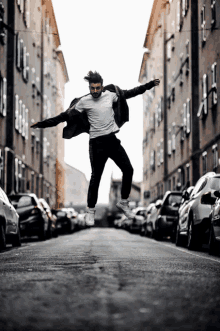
[51,209,74,234]
[39,198,58,238]
[154,191,182,241]
[9,193,49,241]
[201,190,220,256]
[0,187,21,251]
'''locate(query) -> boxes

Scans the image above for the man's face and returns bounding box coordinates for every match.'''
[89,83,103,99]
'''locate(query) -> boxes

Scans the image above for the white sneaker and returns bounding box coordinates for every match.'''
[116,200,135,219]
[85,208,95,226]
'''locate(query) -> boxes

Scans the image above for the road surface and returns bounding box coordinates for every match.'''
[0,228,220,330]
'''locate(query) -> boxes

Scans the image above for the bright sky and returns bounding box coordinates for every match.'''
[52,0,154,204]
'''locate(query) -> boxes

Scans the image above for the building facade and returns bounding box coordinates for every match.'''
[139,0,220,206]
[64,163,89,208]
[0,0,68,208]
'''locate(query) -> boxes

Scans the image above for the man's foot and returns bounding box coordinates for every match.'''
[116,200,135,219]
[85,208,95,226]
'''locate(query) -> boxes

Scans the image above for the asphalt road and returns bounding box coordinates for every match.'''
[0,228,220,331]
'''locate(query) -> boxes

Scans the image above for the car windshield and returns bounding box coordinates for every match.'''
[210,177,220,190]
[167,194,182,205]
[10,195,34,208]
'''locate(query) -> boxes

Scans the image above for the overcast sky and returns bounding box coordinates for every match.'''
[52,0,154,204]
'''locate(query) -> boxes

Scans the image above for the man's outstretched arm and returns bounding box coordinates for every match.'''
[30,112,69,129]
[122,79,160,99]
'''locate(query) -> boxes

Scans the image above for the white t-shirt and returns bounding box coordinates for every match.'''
[75,90,119,139]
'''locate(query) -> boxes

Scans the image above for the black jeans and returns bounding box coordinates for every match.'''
[87,134,133,208]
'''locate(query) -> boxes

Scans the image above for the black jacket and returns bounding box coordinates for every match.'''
[36,81,155,139]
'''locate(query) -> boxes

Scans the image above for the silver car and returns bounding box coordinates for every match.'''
[0,187,21,251]
[176,172,220,250]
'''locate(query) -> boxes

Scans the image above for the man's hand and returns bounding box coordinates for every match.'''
[153,79,160,86]
[30,122,40,129]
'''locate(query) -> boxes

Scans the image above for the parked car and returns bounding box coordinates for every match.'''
[114,213,124,228]
[62,207,78,230]
[0,187,21,251]
[128,207,147,233]
[145,200,162,238]
[39,198,58,238]
[200,190,220,256]
[51,209,75,234]
[152,192,182,241]
[140,203,155,236]
[175,186,194,246]
[77,210,86,229]
[175,172,220,250]
[9,193,49,241]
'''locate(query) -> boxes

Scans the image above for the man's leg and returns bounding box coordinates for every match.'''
[87,139,108,224]
[108,137,135,218]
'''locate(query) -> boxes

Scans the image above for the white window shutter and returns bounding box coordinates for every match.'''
[15,158,19,193]
[22,104,26,137]
[186,98,191,134]
[15,94,19,130]
[212,62,217,105]
[2,78,7,117]
[18,100,22,133]
[160,139,164,164]
[172,122,176,151]
[203,74,208,115]
[25,108,28,140]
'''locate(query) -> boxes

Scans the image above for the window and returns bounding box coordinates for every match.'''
[202,151,207,175]
[43,137,47,159]
[24,0,30,28]
[160,138,164,164]
[211,62,217,106]
[203,74,208,115]
[179,53,184,86]
[157,143,160,167]
[186,163,190,186]
[36,138,40,155]
[158,97,163,124]
[173,176,176,190]
[177,0,183,31]
[182,0,189,17]
[16,34,23,71]
[168,129,172,156]
[15,94,19,130]
[36,175,39,197]
[150,150,155,171]
[25,108,29,140]
[211,0,216,30]
[168,179,171,191]
[0,2,6,45]
[17,0,24,13]
[171,85,175,102]
[167,38,171,61]
[212,144,218,171]
[181,103,187,142]
[22,104,26,137]
[0,74,7,117]
[172,122,176,151]
[171,21,175,51]
[185,40,190,76]
[201,5,206,46]
[31,132,35,153]
[22,46,29,82]
[0,149,3,186]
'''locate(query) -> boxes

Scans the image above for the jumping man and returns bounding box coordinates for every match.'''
[31,71,160,226]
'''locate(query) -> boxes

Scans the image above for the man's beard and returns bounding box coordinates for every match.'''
[91,91,102,99]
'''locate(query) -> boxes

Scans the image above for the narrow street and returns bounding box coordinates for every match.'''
[0,228,220,331]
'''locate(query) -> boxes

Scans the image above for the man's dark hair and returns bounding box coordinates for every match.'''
[84,71,103,85]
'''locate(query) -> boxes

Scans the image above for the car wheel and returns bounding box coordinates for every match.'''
[154,222,162,241]
[171,226,177,243]
[38,225,46,241]
[140,226,145,236]
[187,217,197,250]
[12,226,21,247]
[209,224,220,256]
[0,224,6,251]
[46,224,53,239]
[175,225,184,247]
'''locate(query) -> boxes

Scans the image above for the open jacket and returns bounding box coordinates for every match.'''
[36,81,155,139]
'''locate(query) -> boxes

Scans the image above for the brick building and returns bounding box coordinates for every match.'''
[139,0,219,206]
[0,0,68,208]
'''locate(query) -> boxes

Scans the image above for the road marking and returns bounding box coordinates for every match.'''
[150,240,220,264]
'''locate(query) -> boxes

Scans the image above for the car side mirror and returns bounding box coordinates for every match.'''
[155,203,161,209]
[201,192,216,205]
[182,190,190,201]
